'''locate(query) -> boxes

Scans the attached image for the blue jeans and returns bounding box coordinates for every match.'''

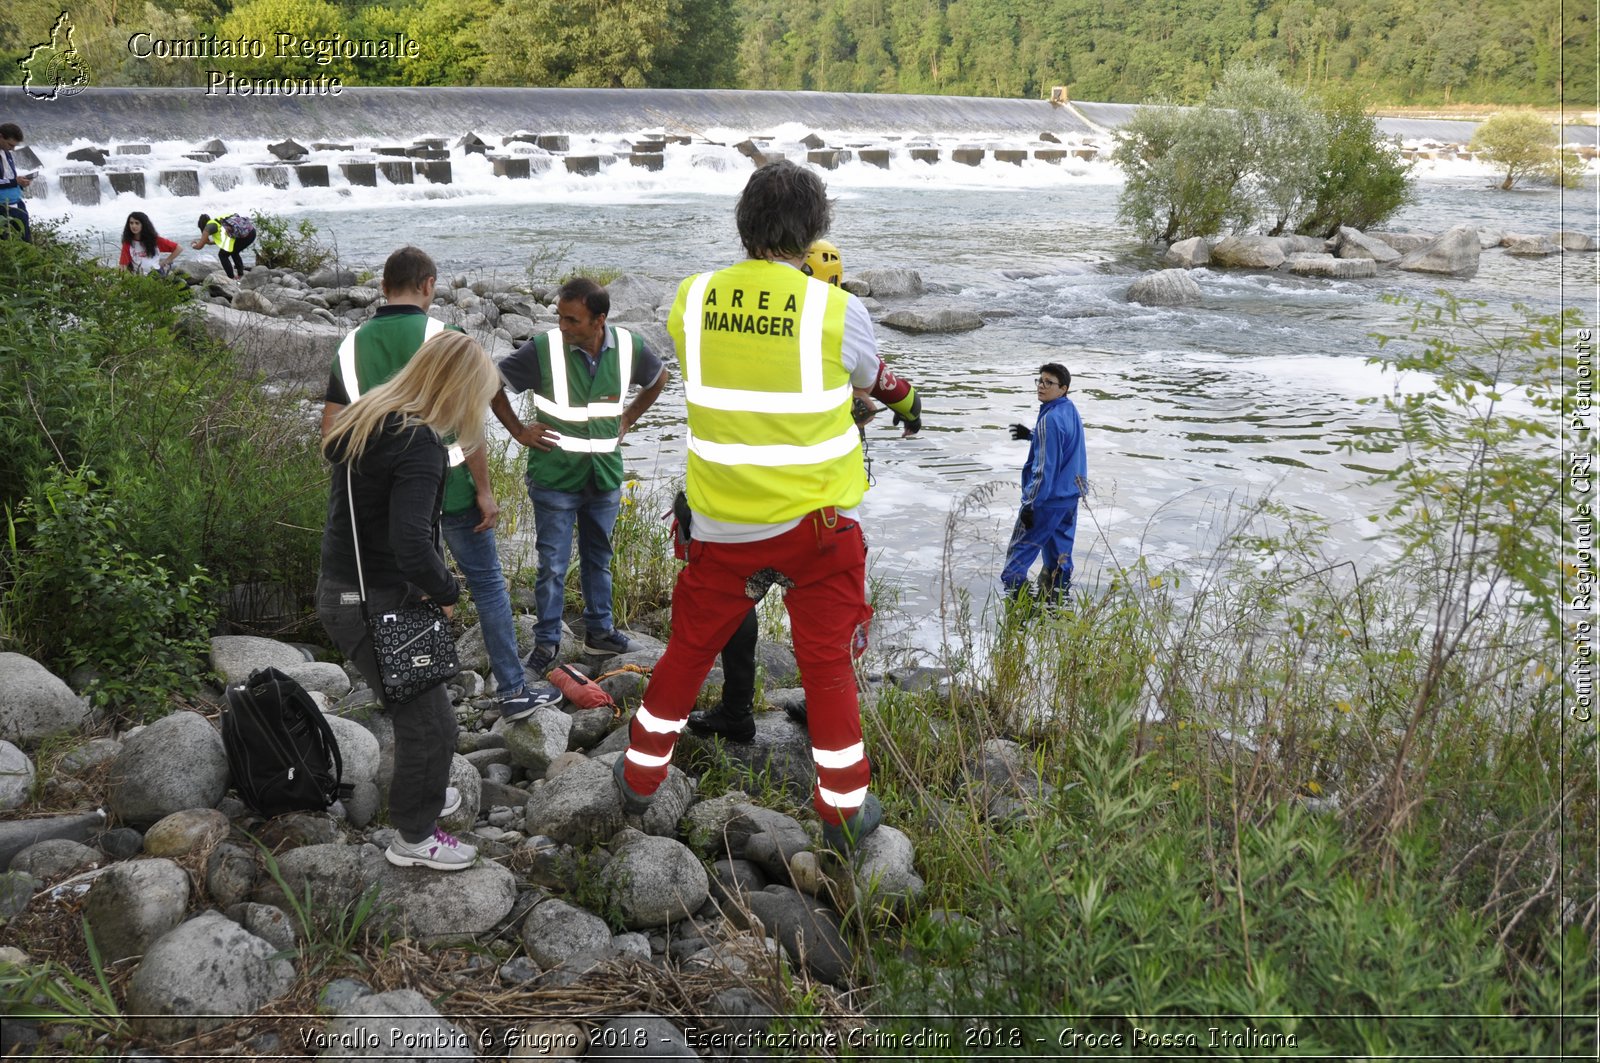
[528,479,620,646]
[441,506,523,697]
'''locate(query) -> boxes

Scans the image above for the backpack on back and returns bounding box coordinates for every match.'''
[222,213,256,241]
[222,666,347,817]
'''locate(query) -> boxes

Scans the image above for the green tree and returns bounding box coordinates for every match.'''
[1112,103,1247,242]
[1295,90,1413,237]
[652,0,740,88]
[1468,111,1574,189]
[1210,63,1327,235]
[478,0,665,87]
[216,0,346,79]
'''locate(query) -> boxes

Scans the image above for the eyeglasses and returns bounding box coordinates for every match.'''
[1035,377,1063,387]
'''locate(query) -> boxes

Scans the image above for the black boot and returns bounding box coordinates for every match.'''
[687,702,756,743]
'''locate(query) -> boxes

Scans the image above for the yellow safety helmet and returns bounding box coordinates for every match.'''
[803,239,842,285]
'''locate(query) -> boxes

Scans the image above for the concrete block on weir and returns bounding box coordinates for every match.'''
[537,135,570,152]
[1033,149,1068,163]
[108,171,147,196]
[993,149,1028,165]
[339,162,378,187]
[491,157,531,179]
[59,173,101,206]
[254,166,291,189]
[909,148,940,164]
[115,144,151,155]
[563,155,601,176]
[951,148,985,166]
[208,168,242,192]
[414,161,452,184]
[857,149,891,168]
[158,170,199,197]
[807,149,842,170]
[294,164,330,188]
[377,160,415,184]
[1071,148,1099,161]
[629,153,664,171]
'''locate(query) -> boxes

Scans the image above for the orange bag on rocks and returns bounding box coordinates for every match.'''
[549,664,614,710]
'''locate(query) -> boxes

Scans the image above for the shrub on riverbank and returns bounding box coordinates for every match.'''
[0,231,326,716]
[846,297,1593,1054]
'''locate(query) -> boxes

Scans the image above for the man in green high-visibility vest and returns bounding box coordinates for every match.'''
[491,277,669,679]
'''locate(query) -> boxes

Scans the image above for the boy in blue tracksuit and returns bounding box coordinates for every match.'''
[1003,362,1086,605]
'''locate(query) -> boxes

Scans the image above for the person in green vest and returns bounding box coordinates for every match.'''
[490,277,670,676]
[321,245,560,722]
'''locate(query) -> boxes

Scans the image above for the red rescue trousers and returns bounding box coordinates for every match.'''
[623,511,874,825]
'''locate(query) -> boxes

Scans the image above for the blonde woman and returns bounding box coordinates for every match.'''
[317,331,500,871]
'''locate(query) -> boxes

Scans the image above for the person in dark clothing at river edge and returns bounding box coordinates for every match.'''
[1004,362,1086,607]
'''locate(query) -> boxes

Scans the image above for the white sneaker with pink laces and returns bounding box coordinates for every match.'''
[384,827,477,871]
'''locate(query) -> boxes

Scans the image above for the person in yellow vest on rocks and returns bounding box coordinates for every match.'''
[491,277,669,676]
[191,210,256,279]
[617,160,887,852]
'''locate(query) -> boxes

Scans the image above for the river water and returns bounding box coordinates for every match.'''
[30,131,1597,656]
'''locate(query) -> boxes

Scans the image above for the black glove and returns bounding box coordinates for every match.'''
[1010,423,1032,441]
[893,411,922,437]
[1019,504,1034,529]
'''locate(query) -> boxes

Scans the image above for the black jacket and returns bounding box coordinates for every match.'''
[319,414,459,605]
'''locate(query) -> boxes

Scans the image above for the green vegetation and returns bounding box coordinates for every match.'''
[250,211,335,274]
[0,923,126,1055]
[4,0,1590,104]
[1114,65,1411,242]
[0,231,327,718]
[838,294,1594,1054]
[1469,111,1586,190]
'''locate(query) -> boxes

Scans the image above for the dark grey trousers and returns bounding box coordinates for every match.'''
[316,577,455,842]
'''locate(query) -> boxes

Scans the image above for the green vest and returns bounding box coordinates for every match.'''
[335,313,478,515]
[667,260,864,524]
[525,326,636,493]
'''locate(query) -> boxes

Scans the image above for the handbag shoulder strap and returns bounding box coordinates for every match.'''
[345,463,369,608]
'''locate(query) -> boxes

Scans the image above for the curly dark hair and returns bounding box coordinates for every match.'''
[121,211,159,257]
[735,160,832,260]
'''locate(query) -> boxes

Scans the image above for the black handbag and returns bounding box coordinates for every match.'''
[347,465,460,704]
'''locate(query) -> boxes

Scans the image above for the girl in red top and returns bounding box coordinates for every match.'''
[119,211,179,275]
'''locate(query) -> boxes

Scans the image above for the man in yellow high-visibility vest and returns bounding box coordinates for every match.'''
[617,161,886,852]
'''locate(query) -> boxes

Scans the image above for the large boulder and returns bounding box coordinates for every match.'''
[84,858,192,962]
[106,711,228,827]
[1501,233,1561,257]
[522,756,626,847]
[323,713,382,787]
[1555,230,1598,252]
[253,841,384,911]
[209,636,307,686]
[599,830,710,930]
[521,897,613,966]
[604,274,670,317]
[282,662,353,700]
[0,742,34,810]
[198,303,345,390]
[878,308,984,334]
[375,859,515,940]
[854,268,924,298]
[1335,227,1401,263]
[1367,230,1434,253]
[0,811,107,873]
[0,653,91,747]
[1162,237,1211,268]
[141,808,229,858]
[502,705,571,776]
[1286,254,1378,279]
[125,911,294,1041]
[1396,225,1481,278]
[1126,269,1202,306]
[852,825,924,906]
[743,885,853,985]
[1210,235,1286,269]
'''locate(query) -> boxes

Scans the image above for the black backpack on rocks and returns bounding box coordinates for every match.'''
[222,667,348,817]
